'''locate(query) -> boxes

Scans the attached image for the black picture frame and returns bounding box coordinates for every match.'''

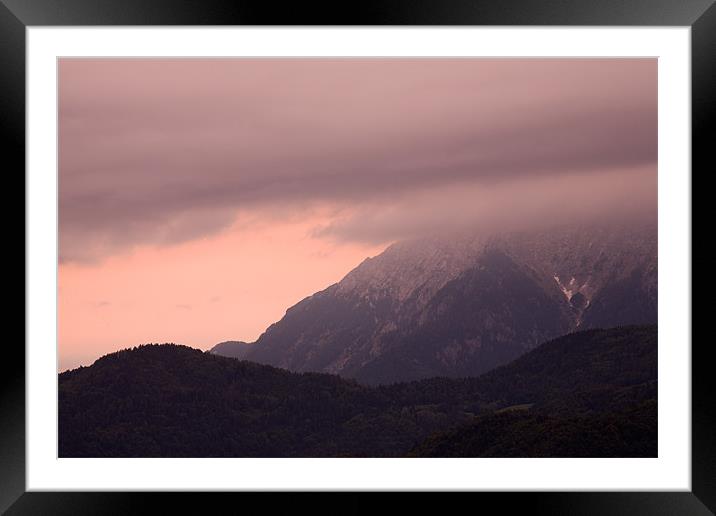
[3,0,713,513]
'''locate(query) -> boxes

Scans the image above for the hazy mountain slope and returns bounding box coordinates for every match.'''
[59,326,656,457]
[208,341,253,360]
[245,234,487,375]
[580,266,657,328]
[348,249,575,383]
[231,222,656,384]
[495,222,657,328]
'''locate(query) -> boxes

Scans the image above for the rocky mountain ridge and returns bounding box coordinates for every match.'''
[214,221,657,384]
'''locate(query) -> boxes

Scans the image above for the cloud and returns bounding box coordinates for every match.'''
[312,165,657,245]
[59,58,657,262]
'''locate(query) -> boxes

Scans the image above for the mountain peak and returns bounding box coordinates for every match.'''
[335,232,486,304]
[221,222,656,384]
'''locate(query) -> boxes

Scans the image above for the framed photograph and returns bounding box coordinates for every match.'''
[5,0,713,513]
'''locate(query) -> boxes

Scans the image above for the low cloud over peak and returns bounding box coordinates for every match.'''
[59,58,656,263]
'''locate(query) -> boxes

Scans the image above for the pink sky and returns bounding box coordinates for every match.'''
[58,58,657,371]
[58,208,385,371]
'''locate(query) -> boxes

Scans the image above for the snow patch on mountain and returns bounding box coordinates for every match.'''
[553,275,575,300]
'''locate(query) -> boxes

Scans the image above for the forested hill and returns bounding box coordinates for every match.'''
[408,400,656,457]
[59,325,657,458]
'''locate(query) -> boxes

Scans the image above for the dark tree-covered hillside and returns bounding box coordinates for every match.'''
[59,325,657,457]
[409,400,656,457]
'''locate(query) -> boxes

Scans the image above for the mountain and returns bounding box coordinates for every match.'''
[494,223,658,329]
[231,222,656,384]
[209,340,253,359]
[58,325,657,457]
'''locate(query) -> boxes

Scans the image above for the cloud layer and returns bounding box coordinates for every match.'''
[59,58,657,262]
